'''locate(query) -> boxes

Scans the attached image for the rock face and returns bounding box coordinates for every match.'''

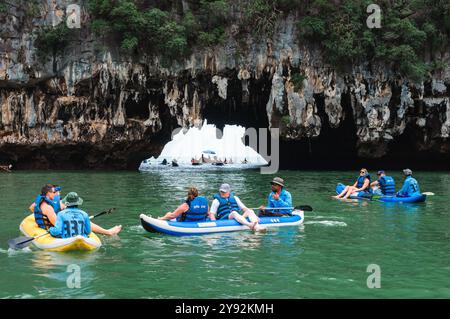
[1,2,449,169]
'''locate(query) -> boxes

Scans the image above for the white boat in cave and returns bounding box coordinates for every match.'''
[138,120,268,170]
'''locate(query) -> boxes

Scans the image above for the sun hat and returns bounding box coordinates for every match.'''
[62,192,83,207]
[271,177,285,187]
[219,183,231,193]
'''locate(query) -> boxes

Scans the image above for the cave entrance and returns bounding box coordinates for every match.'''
[279,90,359,169]
[125,94,150,120]
[202,72,271,130]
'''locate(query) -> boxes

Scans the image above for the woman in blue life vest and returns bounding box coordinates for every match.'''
[209,183,266,232]
[333,168,372,199]
[49,192,91,238]
[371,170,396,196]
[159,187,212,222]
[29,184,122,236]
[397,169,421,197]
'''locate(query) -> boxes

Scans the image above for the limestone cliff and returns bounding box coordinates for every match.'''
[1,1,449,169]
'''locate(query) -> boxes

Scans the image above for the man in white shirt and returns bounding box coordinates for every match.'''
[210,184,266,232]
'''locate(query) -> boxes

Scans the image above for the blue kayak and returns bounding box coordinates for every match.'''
[335,183,426,203]
[139,211,304,236]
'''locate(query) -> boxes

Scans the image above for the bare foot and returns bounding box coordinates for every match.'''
[249,221,257,231]
[254,225,267,232]
[107,225,122,236]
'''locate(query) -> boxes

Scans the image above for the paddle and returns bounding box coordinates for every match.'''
[422,192,434,196]
[8,208,116,250]
[249,205,313,212]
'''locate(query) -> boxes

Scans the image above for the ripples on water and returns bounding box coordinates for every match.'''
[0,170,449,298]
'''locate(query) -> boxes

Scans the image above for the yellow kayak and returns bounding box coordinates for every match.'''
[19,214,102,252]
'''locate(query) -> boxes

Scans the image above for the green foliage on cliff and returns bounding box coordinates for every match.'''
[0,3,8,14]
[290,72,308,91]
[297,0,450,81]
[86,0,229,62]
[34,24,74,73]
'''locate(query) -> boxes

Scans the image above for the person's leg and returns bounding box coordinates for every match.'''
[334,186,350,198]
[243,209,267,232]
[343,186,358,199]
[229,211,255,229]
[90,222,122,236]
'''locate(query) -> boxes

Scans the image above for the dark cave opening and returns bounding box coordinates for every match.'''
[279,91,359,169]
[125,95,150,120]
[202,72,271,130]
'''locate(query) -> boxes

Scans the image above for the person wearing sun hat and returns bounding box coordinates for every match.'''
[49,192,92,238]
[258,177,293,216]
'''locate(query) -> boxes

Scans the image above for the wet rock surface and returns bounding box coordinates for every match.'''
[0,2,449,169]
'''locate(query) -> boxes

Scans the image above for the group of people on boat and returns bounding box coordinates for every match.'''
[158,177,293,232]
[29,184,122,239]
[333,168,421,199]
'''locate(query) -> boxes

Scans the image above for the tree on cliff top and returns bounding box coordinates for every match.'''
[34,24,73,73]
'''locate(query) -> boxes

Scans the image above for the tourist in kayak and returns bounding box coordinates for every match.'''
[158,187,213,221]
[371,171,396,196]
[258,177,293,216]
[333,168,372,199]
[28,184,65,214]
[49,192,91,238]
[30,184,122,236]
[397,169,421,197]
[210,183,266,232]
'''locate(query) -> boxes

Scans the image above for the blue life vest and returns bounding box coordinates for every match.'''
[213,193,239,220]
[356,174,372,192]
[379,176,396,195]
[33,195,56,230]
[177,196,209,222]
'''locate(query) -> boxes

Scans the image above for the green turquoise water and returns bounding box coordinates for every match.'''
[1,170,449,298]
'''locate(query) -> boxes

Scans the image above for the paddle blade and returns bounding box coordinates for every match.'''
[8,236,34,250]
[295,205,313,211]
[422,192,434,196]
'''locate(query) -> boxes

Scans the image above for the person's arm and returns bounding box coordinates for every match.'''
[209,199,219,219]
[235,196,250,213]
[29,202,36,213]
[278,191,292,207]
[356,179,370,192]
[397,180,410,196]
[207,204,216,221]
[159,203,189,220]
[49,214,63,237]
[41,203,57,225]
[371,180,379,187]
